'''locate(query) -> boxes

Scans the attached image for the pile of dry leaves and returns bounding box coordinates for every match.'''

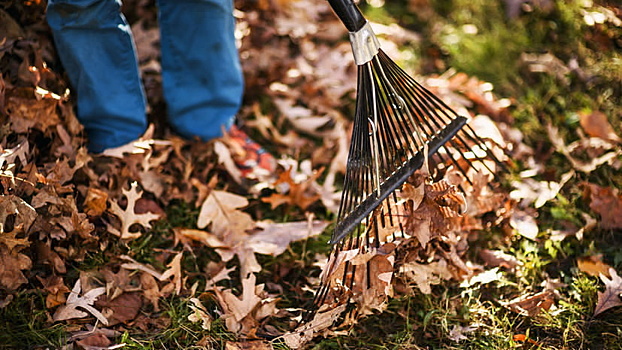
[1,0,621,349]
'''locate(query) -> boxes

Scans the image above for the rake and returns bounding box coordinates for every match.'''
[327,0,501,245]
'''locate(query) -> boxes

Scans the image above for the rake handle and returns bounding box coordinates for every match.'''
[328,0,367,32]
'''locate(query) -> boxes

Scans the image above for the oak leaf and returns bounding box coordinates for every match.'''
[108,182,161,239]
[53,279,108,325]
[594,268,622,317]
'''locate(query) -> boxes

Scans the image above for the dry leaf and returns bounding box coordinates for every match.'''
[84,187,108,216]
[96,292,142,326]
[503,290,555,317]
[578,255,613,277]
[53,279,108,325]
[159,252,184,295]
[249,220,327,256]
[594,268,622,317]
[108,182,161,239]
[509,210,539,240]
[0,240,32,290]
[261,167,322,210]
[281,304,347,349]
[479,249,521,270]
[448,324,478,342]
[399,259,452,294]
[584,183,622,229]
[188,297,213,330]
[37,275,71,308]
[197,190,254,236]
[579,110,621,143]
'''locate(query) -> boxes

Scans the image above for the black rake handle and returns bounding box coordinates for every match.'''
[328,0,367,32]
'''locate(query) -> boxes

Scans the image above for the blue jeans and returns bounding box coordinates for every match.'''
[47,0,244,152]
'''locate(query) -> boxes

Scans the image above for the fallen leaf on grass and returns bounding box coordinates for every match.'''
[460,268,503,288]
[37,275,71,308]
[261,167,322,211]
[578,255,613,277]
[280,304,347,349]
[399,259,452,295]
[215,273,278,335]
[448,324,478,342]
[502,290,555,317]
[197,190,254,236]
[188,297,213,330]
[53,279,108,325]
[0,238,32,290]
[584,183,622,229]
[96,292,142,326]
[248,219,327,256]
[594,268,622,317]
[108,182,161,240]
[479,249,521,270]
[75,332,112,349]
[225,340,274,350]
[579,110,621,143]
[509,210,539,240]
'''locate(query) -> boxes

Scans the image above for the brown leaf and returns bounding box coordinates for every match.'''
[160,252,185,296]
[37,275,71,308]
[479,249,521,270]
[197,190,254,237]
[578,255,613,277]
[140,272,161,311]
[96,292,142,326]
[585,183,622,229]
[579,110,621,143]
[261,167,322,210]
[594,268,622,317]
[225,340,274,350]
[503,290,555,317]
[84,188,108,216]
[75,332,112,350]
[216,273,263,333]
[108,182,161,239]
[0,243,32,290]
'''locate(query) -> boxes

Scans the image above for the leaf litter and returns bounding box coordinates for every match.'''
[0,0,620,348]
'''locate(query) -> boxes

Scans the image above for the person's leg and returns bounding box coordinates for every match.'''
[47,0,147,153]
[157,0,244,141]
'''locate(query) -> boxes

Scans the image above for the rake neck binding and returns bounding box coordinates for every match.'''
[349,21,381,65]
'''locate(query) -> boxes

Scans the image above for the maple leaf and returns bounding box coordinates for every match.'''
[53,279,108,325]
[594,268,622,317]
[108,182,161,240]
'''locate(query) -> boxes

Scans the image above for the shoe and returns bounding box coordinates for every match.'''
[226,124,276,178]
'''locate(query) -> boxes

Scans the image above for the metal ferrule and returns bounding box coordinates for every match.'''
[348,21,380,65]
